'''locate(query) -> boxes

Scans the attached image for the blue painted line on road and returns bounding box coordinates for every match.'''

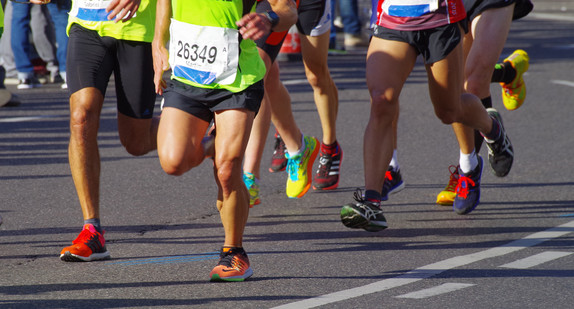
[107,252,220,266]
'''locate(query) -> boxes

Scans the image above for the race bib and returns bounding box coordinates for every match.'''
[169,19,239,85]
[383,0,439,17]
[71,0,136,22]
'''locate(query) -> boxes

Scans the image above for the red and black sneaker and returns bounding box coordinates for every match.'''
[269,132,287,173]
[312,142,343,190]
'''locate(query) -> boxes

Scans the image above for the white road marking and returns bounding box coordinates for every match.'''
[395,283,475,299]
[272,220,574,309]
[282,79,309,86]
[499,251,573,269]
[0,107,116,123]
[551,80,574,88]
[529,13,574,22]
[0,115,58,123]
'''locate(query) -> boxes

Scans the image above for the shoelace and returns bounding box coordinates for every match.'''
[444,165,460,192]
[352,189,382,219]
[455,175,475,199]
[287,150,306,181]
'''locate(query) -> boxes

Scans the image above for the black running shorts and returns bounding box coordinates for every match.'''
[66,24,156,119]
[255,0,330,62]
[296,0,330,36]
[464,0,533,22]
[161,79,264,123]
[373,23,464,64]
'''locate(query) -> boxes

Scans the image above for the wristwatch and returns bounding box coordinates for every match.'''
[262,11,280,30]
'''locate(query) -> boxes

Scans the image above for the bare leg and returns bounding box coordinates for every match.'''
[300,31,339,145]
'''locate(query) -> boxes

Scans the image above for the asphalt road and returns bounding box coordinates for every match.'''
[1,2,574,308]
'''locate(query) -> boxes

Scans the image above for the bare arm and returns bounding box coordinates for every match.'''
[237,0,297,40]
[268,0,297,32]
[151,0,172,95]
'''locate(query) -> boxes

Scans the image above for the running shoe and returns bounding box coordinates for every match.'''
[340,189,388,232]
[286,136,319,198]
[436,165,459,206]
[17,77,41,90]
[485,108,514,177]
[312,143,343,190]
[60,224,110,262]
[209,247,253,282]
[453,156,483,215]
[243,172,261,207]
[269,133,287,173]
[501,49,529,110]
[381,167,405,201]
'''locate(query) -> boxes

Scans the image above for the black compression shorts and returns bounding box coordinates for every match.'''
[66,24,156,119]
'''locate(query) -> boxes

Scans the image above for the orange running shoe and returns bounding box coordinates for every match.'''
[210,247,253,282]
[436,165,459,206]
[500,50,529,110]
[60,224,110,262]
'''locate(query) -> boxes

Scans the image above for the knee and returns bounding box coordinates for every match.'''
[160,161,186,176]
[215,157,241,196]
[434,108,458,125]
[370,89,399,120]
[69,107,97,138]
[159,149,202,176]
[305,66,329,89]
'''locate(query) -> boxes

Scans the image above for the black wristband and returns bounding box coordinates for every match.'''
[262,11,280,30]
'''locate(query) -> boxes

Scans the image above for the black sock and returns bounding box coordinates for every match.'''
[474,97,492,152]
[84,218,102,233]
[364,190,381,203]
[491,62,516,84]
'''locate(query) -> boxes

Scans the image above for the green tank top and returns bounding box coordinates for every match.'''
[169,0,265,92]
[67,0,156,42]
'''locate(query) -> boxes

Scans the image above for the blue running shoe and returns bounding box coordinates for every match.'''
[453,156,483,215]
[381,167,405,201]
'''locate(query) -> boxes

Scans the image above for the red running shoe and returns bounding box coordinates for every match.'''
[60,224,110,262]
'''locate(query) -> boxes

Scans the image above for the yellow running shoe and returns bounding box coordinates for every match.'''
[500,49,529,110]
[436,165,459,206]
[286,135,319,198]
